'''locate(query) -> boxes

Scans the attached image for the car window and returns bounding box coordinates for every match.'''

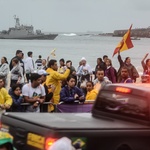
[95,91,149,121]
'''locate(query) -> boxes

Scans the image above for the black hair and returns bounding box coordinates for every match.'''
[39,55,42,59]
[66,60,72,65]
[125,57,130,63]
[27,51,33,57]
[121,66,129,72]
[2,57,8,64]
[96,69,104,72]
[59,58,65,63]
[30,73,42,82]
[97,58,103,62]
[16,50,22,55]
[48,59,57,68]
[86,81,94,87]
[12,58,19,64]
[103,55,108,60]
[146,59,150,65]
[11,84,21,92]
[66,75,76,82]
[0,76,5,81]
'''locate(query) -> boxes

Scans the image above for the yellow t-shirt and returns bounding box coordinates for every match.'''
[0,88,12,106]
[86,89,98,100]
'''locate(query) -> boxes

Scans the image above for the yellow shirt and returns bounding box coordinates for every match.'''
[46,68,70,104]
[0,88,12,106]
[86,89,98,100]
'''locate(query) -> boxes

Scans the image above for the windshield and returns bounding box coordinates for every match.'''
[95,91,149,121]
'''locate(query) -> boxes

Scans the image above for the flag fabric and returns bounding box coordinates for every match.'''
[50,48,56,57]
[112,25,134,57]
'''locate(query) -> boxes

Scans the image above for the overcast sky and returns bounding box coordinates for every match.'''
[0,0,150,33]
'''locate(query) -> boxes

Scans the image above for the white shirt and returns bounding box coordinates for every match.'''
[24,57,34,74]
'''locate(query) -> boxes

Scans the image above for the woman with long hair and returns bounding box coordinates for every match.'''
[0,57,9,88]
[117,51,139,83]
[105,58,117,83]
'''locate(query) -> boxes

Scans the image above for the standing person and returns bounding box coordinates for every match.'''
[24,51,35,82]
[60,75,85,103]
[86,81,98,101]
[120,67,133,83]
[0,57,9,88]
[117,51,139,83]
[9,50,24,74]
[8,85,23,112]
[76,60,82,87]
[105,58,117,83]
[141,53,150,75]
[94,58,103,77]
[0,77,12,113]
[41,59,47,70]
[38,69,55,112]
[46,59,71,106]
[101,55,108,72]
[57,58,67,74]
[35,55,42,70]
[22,73,45,112]
[10,58,22,88]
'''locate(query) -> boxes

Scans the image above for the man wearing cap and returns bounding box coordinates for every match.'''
[38,69,55,112]
[46,59,71,106]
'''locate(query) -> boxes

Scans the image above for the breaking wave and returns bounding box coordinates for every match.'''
[62,33,77,36]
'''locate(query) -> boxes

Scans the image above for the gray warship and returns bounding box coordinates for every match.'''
[0,16,58,40]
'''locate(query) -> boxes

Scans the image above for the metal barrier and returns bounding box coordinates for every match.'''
[20,102,54,112]
[19,100,95,113]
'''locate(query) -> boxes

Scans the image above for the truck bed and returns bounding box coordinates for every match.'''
[2,113,150,150]
[2,112,150,130]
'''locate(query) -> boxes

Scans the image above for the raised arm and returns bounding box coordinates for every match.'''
[141,53,149,69]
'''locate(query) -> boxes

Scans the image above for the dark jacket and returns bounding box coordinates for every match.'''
[105,66,117,83]
[60,86,85,103]
[8,89,23,112]
[117,54,139,82]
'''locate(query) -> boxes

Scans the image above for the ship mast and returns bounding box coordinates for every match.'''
[14,15,20,29]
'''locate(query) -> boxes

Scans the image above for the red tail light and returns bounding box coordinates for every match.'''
[116,87,131,93]
[45,138,58,150]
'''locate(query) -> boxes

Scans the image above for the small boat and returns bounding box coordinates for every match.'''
[131,37,141,40]
[0,16,58,40]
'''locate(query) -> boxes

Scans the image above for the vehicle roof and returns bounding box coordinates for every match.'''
[104,83,150,90]
[2,113,150,130]
[102,83,150,97]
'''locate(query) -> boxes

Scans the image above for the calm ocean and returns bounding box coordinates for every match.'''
[0,34,150,74]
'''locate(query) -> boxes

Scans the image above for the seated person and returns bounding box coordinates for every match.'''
[60,75,85,103]
[86,81,98,101]
[8,85,24,112]
[93,69,112,92]
[0,77,12,113]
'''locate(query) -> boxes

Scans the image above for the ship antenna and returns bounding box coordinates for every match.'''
[14,15,20,28]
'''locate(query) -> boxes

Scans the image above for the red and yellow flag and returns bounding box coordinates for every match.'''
[112,25,134,57]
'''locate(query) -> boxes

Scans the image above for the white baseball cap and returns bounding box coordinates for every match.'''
[38,69,49,76]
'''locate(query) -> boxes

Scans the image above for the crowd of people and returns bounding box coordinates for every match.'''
[0,49,149,113]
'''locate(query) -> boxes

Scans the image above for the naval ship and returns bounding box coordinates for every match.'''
[0,16,58,40]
